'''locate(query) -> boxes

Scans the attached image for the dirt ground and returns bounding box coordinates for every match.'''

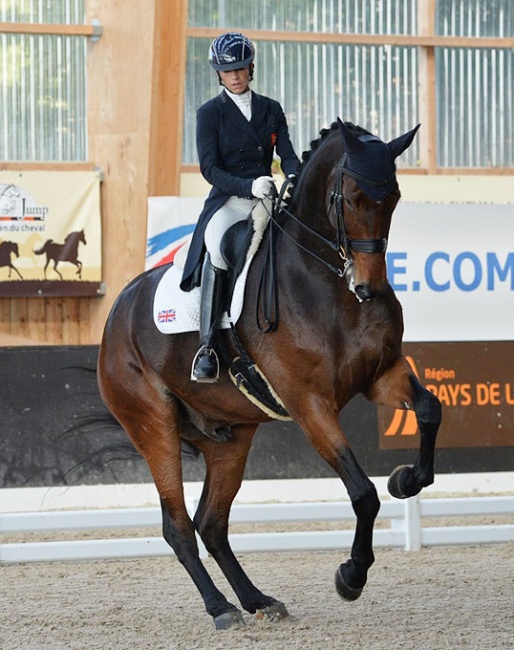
[2,542,513,650]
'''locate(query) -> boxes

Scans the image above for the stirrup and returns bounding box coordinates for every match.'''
[191,346,220,383]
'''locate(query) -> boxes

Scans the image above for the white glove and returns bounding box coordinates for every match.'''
[251,176,275,199]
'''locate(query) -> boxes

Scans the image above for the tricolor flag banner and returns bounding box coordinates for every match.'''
[146,196,204,270]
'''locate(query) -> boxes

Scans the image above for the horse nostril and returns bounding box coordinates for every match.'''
[355,284,376,301]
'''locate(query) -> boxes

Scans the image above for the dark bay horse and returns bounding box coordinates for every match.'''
[98,120,442,629]
[0,241,23,279]
[34,229,86,280]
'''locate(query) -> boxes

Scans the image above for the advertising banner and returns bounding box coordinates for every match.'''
[388,202,514,342]
[0,171,103,296]
[147,197,514,451]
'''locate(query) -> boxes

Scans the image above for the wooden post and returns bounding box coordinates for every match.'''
[148,0,189,196]
[418,0,437,173]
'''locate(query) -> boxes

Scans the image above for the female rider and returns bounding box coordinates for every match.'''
[181,32,300,382]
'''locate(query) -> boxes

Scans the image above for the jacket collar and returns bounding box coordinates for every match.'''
[218,90,268,143]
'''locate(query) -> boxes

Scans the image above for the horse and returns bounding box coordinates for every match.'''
[0,241,23,279]
[33,229,86,280]
[97,119,442,630]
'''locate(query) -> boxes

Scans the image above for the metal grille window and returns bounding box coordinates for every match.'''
[0,0,87,162]
[185,0,514,170]
[436,0,514,167]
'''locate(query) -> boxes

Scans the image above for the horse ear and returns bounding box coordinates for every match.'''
[337,118,365,154]
[387,124,421,159]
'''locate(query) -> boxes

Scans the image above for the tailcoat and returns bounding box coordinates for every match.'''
[180,90,300,291]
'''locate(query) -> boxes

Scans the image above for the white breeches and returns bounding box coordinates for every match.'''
[204,196,256,270]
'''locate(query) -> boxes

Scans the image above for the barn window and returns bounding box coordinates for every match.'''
[184,0,514,171]
[0,1,89,162]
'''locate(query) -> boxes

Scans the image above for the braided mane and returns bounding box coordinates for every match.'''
[285,121,372,205]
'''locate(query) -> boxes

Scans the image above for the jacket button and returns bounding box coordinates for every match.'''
[239,148,244,152]
[240,165,245,169]
[257,145,263,152]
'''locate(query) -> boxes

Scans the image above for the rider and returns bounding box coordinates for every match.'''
[180,32,300,383]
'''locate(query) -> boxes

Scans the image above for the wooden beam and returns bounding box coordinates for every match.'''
[148,0,189,196]
[0,22,102,37]
[188,27,514,50]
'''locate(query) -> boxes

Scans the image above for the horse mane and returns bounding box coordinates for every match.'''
[285,121,373,205]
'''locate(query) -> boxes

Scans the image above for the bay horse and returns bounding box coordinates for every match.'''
[98,119,442,629]
[34,229,86,280]
[0,241,23,279]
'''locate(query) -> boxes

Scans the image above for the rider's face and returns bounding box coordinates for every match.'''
[219,67,250,94]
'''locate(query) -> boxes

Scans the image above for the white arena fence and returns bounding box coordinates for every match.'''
[1,494,514,565]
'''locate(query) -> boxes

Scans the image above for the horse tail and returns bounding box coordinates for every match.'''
[33,239,53,255]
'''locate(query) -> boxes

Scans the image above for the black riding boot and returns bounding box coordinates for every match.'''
[191,254,227,383]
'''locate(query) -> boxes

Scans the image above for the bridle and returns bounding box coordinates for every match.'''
[256,139,396,331]
[267,142,395,278]
[329,134,396,264]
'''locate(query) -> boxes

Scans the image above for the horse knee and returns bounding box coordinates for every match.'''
[412,376,442,431]
[352,484,380,521]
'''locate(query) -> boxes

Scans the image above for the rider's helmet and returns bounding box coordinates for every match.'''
[208,32,255,72]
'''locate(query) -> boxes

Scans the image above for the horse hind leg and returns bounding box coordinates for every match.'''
[191,426,289,625]
[98,360,244,628]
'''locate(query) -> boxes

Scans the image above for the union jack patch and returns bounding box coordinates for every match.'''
[158,308,176,323]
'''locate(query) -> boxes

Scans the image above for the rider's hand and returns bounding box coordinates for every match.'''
[251,176,275,199]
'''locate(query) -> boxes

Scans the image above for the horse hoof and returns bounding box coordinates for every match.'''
[214,610,245,630]
[387,464,421,499]
[335,563,364,602]
[256,600,289,622]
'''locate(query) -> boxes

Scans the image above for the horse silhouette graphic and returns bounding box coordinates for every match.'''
[0,241,23,279]
[34,229,87,280]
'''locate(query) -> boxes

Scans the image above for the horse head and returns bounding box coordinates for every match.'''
[325,119,419,301]
[64,230,87,246]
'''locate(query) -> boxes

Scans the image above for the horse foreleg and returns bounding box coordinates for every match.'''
[9,264,23,280]
[366,356,442,499]
[297,403,380,602]
[193,427,289,623]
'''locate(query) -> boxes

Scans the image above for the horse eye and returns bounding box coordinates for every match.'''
[344,196,353,209]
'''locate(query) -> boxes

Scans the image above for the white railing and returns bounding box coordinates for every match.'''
[1,495,513,564]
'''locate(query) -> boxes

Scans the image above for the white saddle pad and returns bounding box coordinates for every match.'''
[153,199,272,334]
[153,255,252,334]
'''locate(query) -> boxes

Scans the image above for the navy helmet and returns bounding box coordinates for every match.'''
[208,32,255,72]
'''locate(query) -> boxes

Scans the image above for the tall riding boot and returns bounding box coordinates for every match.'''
[191,254,227,382]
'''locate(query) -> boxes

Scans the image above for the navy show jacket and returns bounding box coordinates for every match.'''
[180,89,300,291]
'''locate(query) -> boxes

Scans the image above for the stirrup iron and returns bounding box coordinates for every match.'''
[191,346,220,383]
